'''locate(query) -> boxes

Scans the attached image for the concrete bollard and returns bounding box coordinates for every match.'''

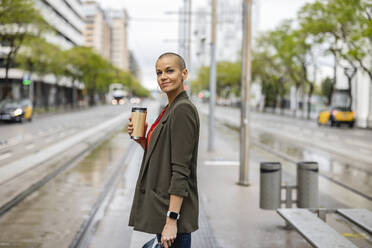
[297,161,319,208]
[260,162,281,210]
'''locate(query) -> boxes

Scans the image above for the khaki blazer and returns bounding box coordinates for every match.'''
[129,91,200,234]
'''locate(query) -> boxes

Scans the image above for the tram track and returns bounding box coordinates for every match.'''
[0,105,131,164]
[69,143,136,248]
[0,125,90,165]
[0,126,121,218]
[0,129,134,247]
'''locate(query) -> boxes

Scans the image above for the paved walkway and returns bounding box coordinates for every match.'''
[88,101,372,247]
[195,114,313,247]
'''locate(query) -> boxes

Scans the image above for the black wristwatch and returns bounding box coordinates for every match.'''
[167,211,180,220]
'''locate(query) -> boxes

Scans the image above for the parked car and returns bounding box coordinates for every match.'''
[0,99,33,123]
[317,106,354,127]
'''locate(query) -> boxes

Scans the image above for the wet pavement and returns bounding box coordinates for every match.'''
[197,113,372,247]
[197,103,372,202]
[0,129,130,248]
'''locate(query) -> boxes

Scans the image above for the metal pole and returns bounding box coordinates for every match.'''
[208,0,217,152]
[183,0,187,59]
[186,0,192,95]
[238,0,252,186]
[29,79,33,104]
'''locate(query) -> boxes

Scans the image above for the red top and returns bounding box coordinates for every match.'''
[147,106,168,148]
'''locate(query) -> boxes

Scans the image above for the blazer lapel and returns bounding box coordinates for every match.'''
[138,91,188,183]
[139,110,169,182]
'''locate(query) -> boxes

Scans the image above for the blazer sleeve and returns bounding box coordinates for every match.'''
[168,102,197,197]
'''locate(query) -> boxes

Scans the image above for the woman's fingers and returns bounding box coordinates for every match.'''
[128,117,134,135]
[128,123,133,135]
[161,237,167,248]
[161,236,174,248]
[161,238,171,248]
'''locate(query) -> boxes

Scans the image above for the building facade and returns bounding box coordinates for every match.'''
[192,0,259,74]
[129,51,141,81]
[82,3,130,72]
[336,65,372,128]
[34,0,85,48]
[83,1,111,61]
[0,0,85,107]
[106,9,129,71]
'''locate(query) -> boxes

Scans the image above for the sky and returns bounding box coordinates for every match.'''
[97,0,314,90]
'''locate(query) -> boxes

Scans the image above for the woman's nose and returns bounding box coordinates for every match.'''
[160,73,167,80]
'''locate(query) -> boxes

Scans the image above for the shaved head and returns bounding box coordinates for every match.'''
[157,52,186,70]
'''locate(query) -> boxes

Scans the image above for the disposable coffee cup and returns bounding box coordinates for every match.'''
[131,107,147,140]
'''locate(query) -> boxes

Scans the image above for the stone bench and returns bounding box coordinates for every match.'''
[277,208,358,248]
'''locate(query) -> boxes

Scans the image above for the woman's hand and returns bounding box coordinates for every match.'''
[128,117,148,150]
[161,220,177,248]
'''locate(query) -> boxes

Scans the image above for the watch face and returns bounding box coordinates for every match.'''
[169,212,179,220]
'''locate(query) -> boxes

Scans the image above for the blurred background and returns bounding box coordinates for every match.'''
[0,0,370,127]
[0,1,371,247]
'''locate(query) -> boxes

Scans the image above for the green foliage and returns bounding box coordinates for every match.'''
[17,41,148,101]
[17,37,62,76]
[216,61,241,97]
[192,61,241,97]
[191,66,210,95]
[299,0,372,80]
[0,0,47,28]
[63,47,149,97]
[248,0,372,116]
[1,0,149,101]
[0,0,52,80]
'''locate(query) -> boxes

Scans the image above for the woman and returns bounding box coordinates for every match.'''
[128,52,200,248]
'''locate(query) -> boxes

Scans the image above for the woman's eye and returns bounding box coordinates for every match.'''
[167,69,174,73]
[156,72,162,76]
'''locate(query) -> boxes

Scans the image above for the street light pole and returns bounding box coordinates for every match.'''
[238,0,252,186]
[186,0,192,95]
[208,0,217,152]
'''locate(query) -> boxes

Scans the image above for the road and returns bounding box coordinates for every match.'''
[0,105,131,166]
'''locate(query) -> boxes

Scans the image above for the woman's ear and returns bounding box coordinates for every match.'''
[182,69,188,81]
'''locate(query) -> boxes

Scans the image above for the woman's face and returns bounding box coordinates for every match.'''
[156,56,187,94]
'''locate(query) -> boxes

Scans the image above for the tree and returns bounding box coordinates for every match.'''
[255,22,305,115]
[216,61,241,97]
[191,66,210,95]
[66,46,148,105]
[290,29,315,119]
[191,61,242,100]
[17,37,62,76]
[66,47,114,105]
[320,77,333,105]
[16,37,64,107]
[299,0,372,109]
[341,0,372,82]
[0,0,51,86]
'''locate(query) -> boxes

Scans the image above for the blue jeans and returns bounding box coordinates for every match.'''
[156,233,191,248]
